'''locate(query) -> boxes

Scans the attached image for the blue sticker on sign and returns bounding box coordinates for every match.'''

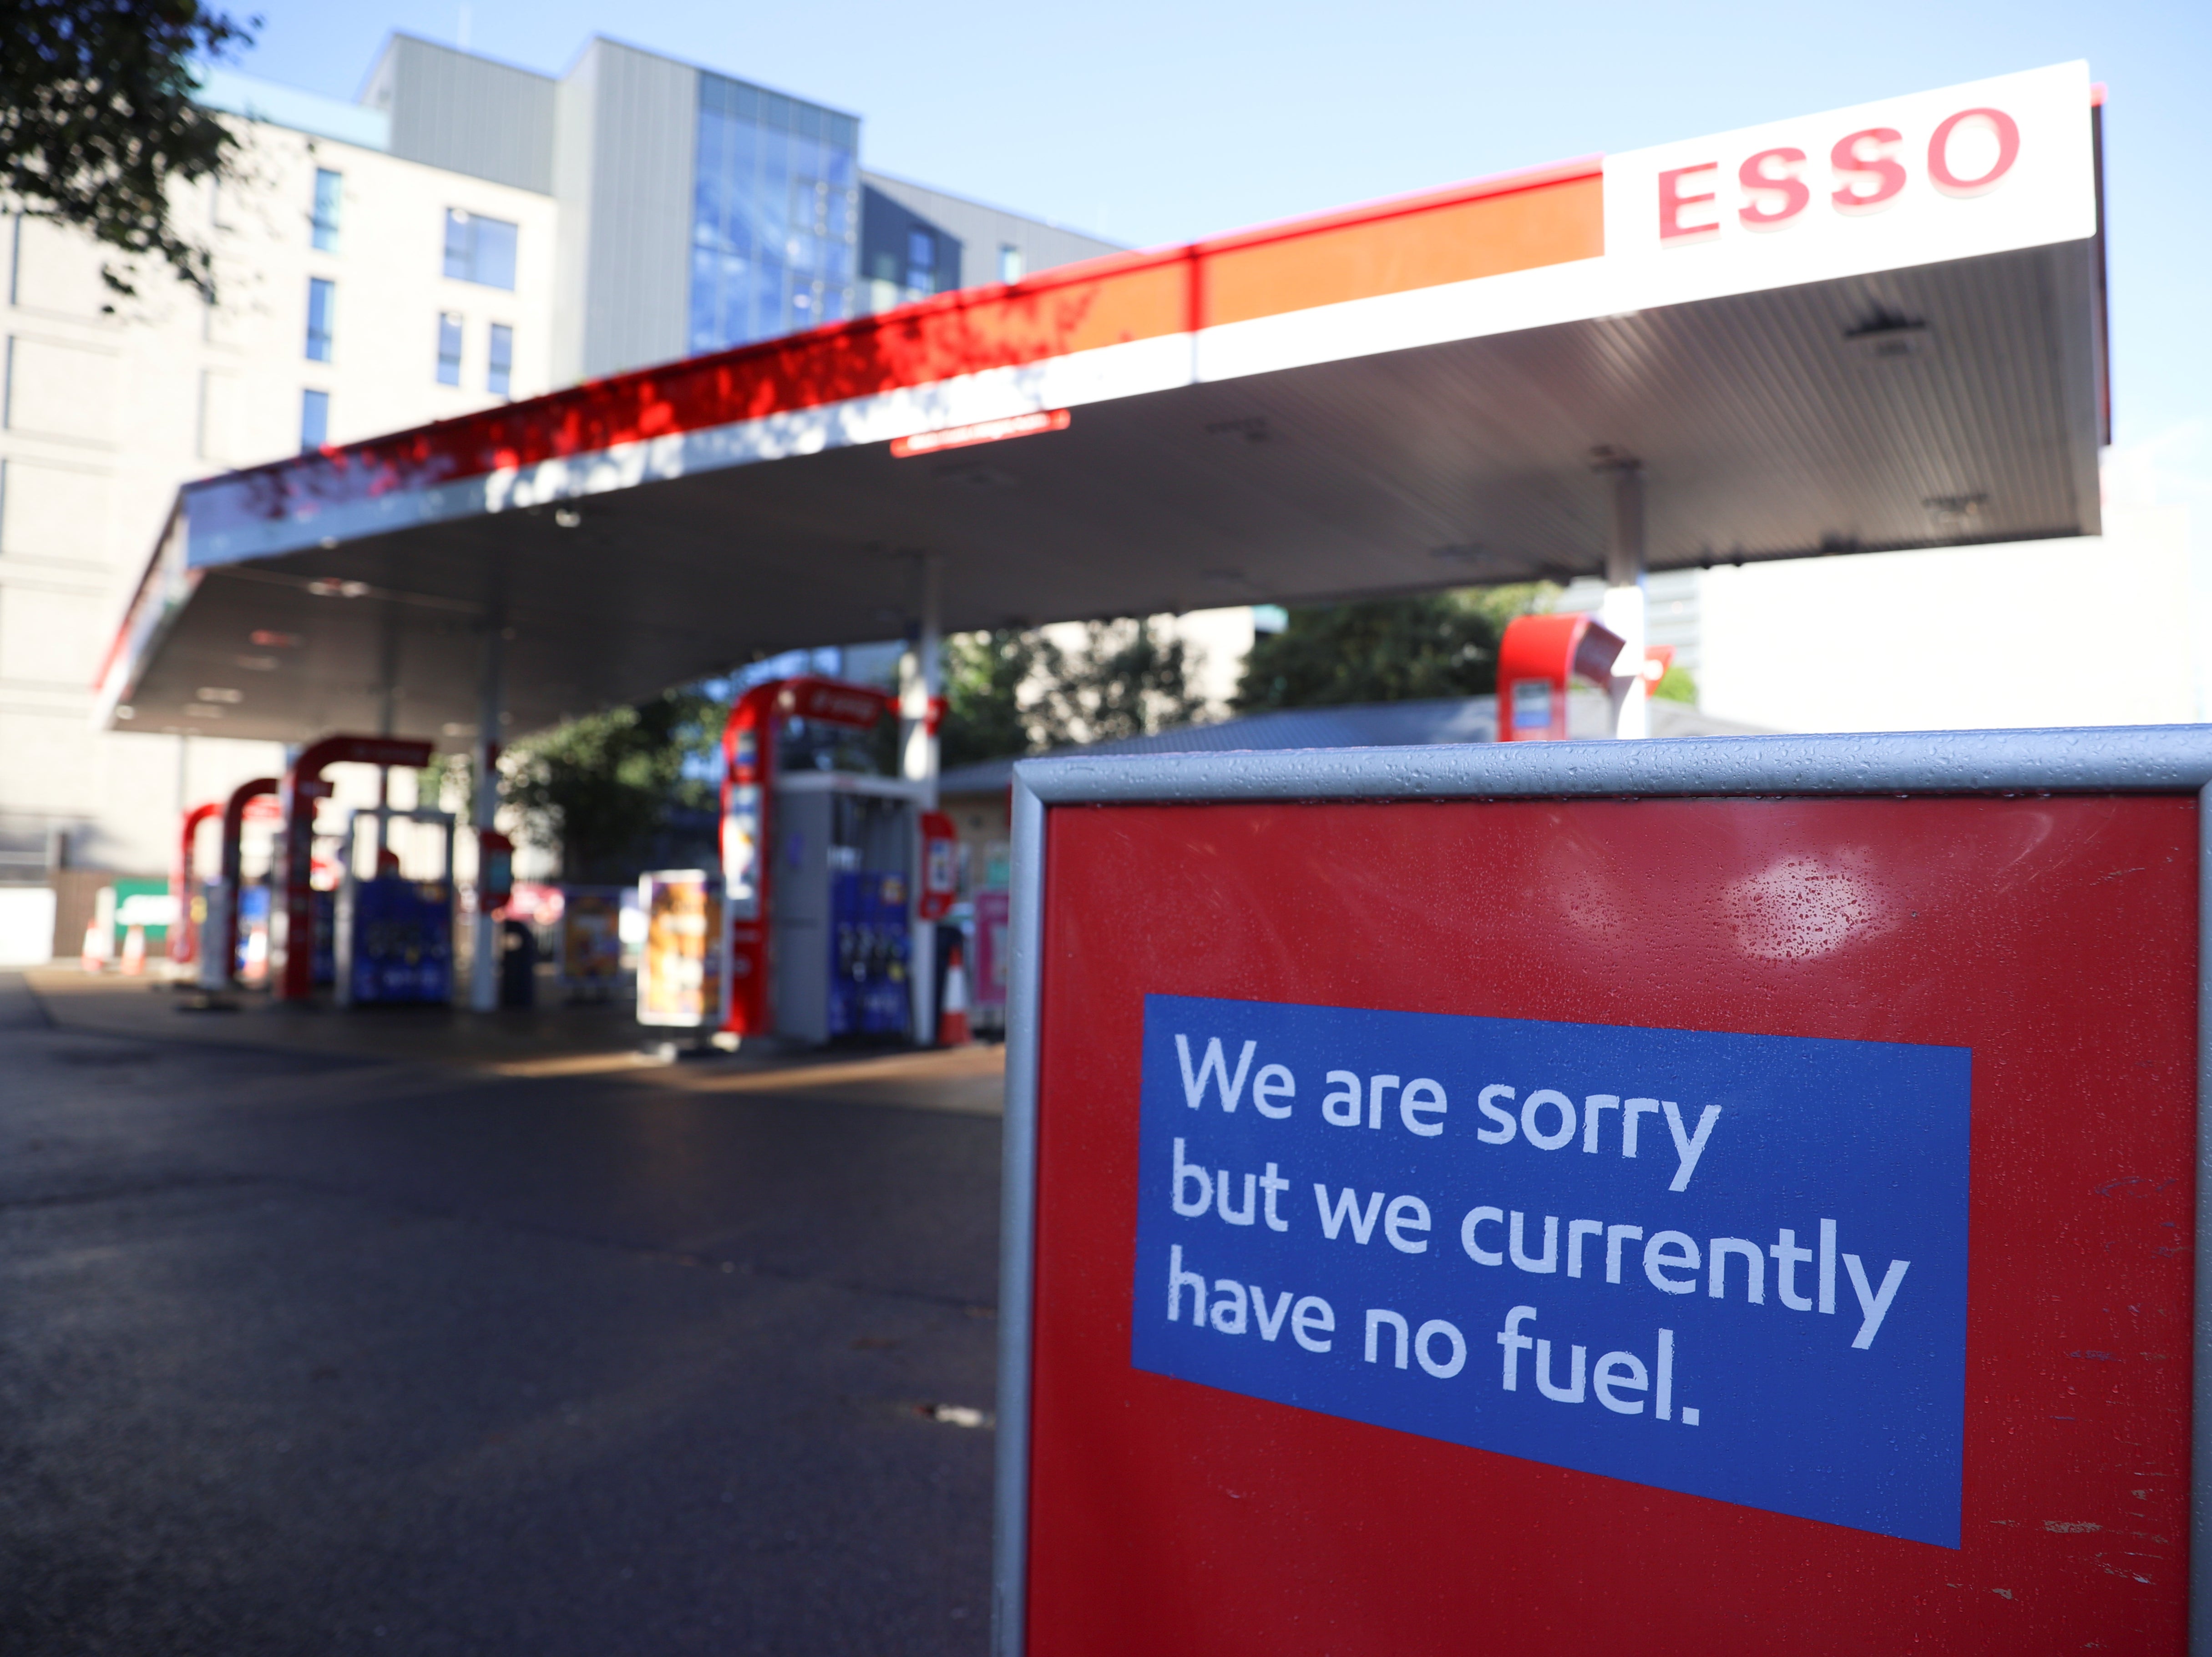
[1131,995,1970,1548]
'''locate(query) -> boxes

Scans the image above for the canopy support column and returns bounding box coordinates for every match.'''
[376,609,400,854]
[1597,455,1648,740]
[469,622,504,1013]
[902,555,943,1045]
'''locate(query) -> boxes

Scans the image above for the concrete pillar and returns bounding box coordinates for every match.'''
[901,555,943,1045]
[272,742,308,1001]
[1598,458,1649,740]
[468,622,504,1012]
[375,612,400,853]
[172,733,192,977]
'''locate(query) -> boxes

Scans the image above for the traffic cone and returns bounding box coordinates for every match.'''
[81,923,107,972]
[120,925,147,976]
[938,940,972,1047]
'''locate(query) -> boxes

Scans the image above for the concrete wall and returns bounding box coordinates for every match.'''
[1545,485,2210,736]
[1696,506,2202,733]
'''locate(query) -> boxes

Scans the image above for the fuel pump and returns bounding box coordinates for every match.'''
[273,735,434,1002]
[334,806,458,1006]
[1494,614,1672,741]
[199,776,276,993]
[171,801,220,972]
[719,676,930,1045]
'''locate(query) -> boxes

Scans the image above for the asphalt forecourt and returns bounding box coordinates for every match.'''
[0,973,1001,1655]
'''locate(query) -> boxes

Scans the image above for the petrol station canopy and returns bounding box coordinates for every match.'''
[99,63,2106,745]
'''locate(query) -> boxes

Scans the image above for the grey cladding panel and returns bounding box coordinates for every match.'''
[378,35,556,194]
[577,40,697,380]
[548,48,598,387]
[861,172,1120,288]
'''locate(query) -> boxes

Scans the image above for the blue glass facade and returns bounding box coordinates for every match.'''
[689,74,859,354]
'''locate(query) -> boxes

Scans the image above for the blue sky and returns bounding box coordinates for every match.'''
[228,0,2207,452]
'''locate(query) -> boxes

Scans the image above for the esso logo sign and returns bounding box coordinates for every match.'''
[1601,63,2095,300]
[1658,106,2022,244]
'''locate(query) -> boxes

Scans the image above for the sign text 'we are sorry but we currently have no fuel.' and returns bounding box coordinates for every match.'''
[1131,995,1969,1547]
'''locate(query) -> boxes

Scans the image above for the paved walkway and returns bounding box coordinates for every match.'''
[0,971,1001,1655]
[25,967,1007,1114]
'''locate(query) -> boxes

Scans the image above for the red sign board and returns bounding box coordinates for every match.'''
[790,678,895,728]
[996,732,2203,1655]
[918,810,959,922]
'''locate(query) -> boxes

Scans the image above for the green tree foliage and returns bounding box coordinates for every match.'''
[1044,616,1208,745]
[506,689,722,882]
[941,629,1060,768]
[940,616,1210,764]
[1651,662,1698,704]
[1,1,259,303]
[1233,586,1550,712]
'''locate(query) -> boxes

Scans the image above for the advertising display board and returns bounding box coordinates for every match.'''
[994,729,2211,1657]
[974,888,1012,1018]
[558,886,628,1001]
[636,871,724,1029]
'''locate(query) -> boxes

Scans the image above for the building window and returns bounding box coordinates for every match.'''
[905,229,938,297]
[443,210,517,289]
[311,169,342,251]
[305,277,334,361]
[300,388,329,451]
[687,71,859,355]
[998,243,1023,283]
[435,313,463,386]
[858,190,960,315]
[487,323,513,397]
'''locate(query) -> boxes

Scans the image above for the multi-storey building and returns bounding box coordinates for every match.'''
[0,33,1116,928]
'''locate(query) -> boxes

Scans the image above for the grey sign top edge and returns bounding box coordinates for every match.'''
[1012,726,2212,805]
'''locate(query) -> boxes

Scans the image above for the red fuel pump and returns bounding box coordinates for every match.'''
[719,677,901,1038]
[1495,613,1672,741]
[273,735,435,1002]
[918,811,959,923]
[202,775,278,991]
[170,801,222,968]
